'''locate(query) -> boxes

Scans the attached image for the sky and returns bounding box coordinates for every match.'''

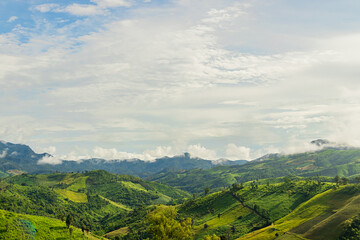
[2,0,360,162]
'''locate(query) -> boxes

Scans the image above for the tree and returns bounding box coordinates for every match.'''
[147,205,193,240]
[334,175,342,185]
[342,177,349,185]
[356,176,360,184]
[58,213,65,221]
[203,234,221,240]
[69,227,73,239]
[193,193,197,200]
[66,214,73,229]
[204,187,210,196]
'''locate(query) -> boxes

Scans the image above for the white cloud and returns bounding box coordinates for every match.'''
[187,144,218,160]
[0,149,7,158]
[225,144,251,160]
[143,146,176,161]
[3,1,360,159]
[91,0,133,8]
[55,4,105,16]
[40,146,57,155]
[33,4,59,13]
[33,0,132,16]
[92,146,144,160]
[38,155,63,165]
[7,16,18,23]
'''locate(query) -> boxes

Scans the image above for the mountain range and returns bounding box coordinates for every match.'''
[0,141,247,177]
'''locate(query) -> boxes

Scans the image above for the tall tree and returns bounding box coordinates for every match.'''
[147,205,193,240]
[66,214,73,229]
[334,175,341,185]
[204,187,210,196]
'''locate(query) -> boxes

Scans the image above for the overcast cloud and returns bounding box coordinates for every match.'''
[1,0,360,161]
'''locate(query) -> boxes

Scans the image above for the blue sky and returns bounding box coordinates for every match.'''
[2,0,360,163]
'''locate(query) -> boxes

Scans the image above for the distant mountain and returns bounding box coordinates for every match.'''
[0,141,50,164]
[0,141,53,174]
[0,141,248,177]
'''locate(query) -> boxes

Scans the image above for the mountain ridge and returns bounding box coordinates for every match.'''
[0,141,248,177]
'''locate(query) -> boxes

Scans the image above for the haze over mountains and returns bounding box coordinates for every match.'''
[0,140,248,177]
[0,139,354,179]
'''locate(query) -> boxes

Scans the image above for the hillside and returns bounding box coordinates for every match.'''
[0,209,103,240]
[238,185,360,240]
[149,148,360,193]
[175,178,335,240]
[0,170,189,236]
[1,170,360,239]
[0,141,53,174]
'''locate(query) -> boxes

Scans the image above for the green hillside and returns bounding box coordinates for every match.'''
[0,209,103,240]
[238,185,360,240]
[0,170,190,237]
[174,178,335,240]
[2,151,360,240]
[149,148,360,193]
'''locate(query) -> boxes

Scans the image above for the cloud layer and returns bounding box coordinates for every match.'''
[2,0,360,160]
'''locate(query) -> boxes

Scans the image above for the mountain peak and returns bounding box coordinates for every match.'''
[310,139,331,146]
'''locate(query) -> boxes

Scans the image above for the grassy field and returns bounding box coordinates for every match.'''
[66,176,88,191]
[98,195,132,211]
[103,227,129,239]
[54,189,88,203]
[119,181,147,191]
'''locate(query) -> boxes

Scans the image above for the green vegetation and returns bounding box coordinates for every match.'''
[239,185,360,240]
[54,189,88,203]
[149,149,360,193]
[147,205,193,240]
[3,147,360,239]
[0,209,102,239]
[0,170,190,237]
[339,213,360,240]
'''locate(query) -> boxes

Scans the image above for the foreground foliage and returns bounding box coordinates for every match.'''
[147,205,193,240]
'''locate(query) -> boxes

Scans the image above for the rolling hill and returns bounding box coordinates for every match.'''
[149,148,360,193]
[0,208,103,240]
[0,170,189,236]
[175,178,337,240]
[238,185,360,240]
